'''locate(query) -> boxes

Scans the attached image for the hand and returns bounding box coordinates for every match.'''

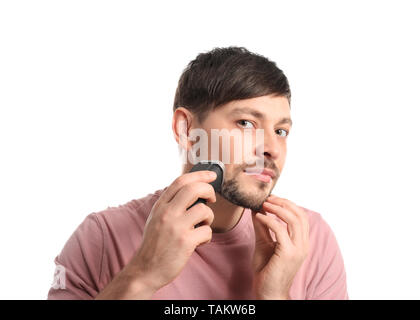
[251,194,310,300]
[127,170,217,293]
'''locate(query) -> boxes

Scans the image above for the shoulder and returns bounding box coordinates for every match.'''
[83,187,168,288]
[298,205,338,246]
[93,187,168,233]
[48,188,169,299]
[300,206,331,234]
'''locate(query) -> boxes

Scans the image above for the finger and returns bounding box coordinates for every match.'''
[191,224,213,247]
[158,171,217,205]
[171,181,216,213]
[184,202,214,228]
[267,196,310,242]
[267,196,305,224]
[255,213,292,249]
[262,201,302,244]
[251,211,273,245]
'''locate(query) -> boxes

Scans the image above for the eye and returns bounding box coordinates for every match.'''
[237,120,255,129]
[276,128,289,137]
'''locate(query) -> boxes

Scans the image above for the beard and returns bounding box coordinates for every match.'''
[219,163,277,212]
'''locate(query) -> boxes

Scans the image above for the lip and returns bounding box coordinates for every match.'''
[243,168,275,179]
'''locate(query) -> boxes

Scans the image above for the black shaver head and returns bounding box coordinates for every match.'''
[188,160,225,227]
[189,160,225,193]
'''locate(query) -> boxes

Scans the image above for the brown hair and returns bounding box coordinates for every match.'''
[173,46,291,123]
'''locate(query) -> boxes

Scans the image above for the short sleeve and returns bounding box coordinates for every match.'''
[308,216,349,300]
[47,213,104,300]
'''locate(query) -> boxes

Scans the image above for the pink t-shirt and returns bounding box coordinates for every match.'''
[47,187,349,300]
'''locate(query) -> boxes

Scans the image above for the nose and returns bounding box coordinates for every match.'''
[256,128,281,160]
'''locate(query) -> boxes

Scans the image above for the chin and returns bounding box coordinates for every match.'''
[221,177,270,212]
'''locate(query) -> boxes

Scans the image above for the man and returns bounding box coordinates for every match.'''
[48,46,349,300]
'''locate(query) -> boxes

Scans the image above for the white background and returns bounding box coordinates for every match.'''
[1,0,419,299]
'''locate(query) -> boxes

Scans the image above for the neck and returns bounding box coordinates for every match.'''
[207,193,244,233]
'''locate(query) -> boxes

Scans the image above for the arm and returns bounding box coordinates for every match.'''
[94,261,158,300]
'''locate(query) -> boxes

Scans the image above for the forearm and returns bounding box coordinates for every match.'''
[256,293,291,300]
[94,264,158,300]
[259,296,290,300]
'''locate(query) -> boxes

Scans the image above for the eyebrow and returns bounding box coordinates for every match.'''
[229,107,293,126]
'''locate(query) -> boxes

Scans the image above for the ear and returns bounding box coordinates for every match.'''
[172,107,194,151]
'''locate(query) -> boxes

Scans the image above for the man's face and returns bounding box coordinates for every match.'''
[186,94,292,212]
